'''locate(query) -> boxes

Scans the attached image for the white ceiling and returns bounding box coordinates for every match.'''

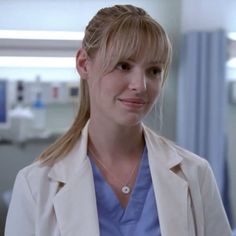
[0,0,179,32]
[0,0,235,32]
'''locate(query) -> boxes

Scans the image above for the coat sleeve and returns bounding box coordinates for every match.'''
[200,162,232,236]
[5,170,36,236]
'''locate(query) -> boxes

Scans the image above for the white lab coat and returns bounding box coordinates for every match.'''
[5,123,231,236]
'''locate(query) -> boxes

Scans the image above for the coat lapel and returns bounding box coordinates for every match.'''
[48,122,100,236]
[144,125,189,236]
[47,122,189,236]
[52,159,99,236]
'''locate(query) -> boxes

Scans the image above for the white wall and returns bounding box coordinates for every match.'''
[181,0,236,32]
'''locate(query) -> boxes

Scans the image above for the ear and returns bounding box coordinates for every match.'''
[76,48,89,80]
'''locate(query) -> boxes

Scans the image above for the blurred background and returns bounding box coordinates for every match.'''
[0,0,235,234]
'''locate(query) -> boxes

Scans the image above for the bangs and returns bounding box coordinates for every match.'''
[98,15,172,76]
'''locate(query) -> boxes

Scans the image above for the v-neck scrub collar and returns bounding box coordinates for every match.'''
[89,146,161,236]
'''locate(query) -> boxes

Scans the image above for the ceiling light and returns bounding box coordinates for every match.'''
[0,30,84,40]
[227,58,236,68]
[228,32,236,41]
[0,56,75,68]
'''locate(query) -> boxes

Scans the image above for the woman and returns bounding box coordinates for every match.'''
[5,4,231,236]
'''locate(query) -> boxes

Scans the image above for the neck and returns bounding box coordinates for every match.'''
[87,117,144,205]
[88,118,144,163]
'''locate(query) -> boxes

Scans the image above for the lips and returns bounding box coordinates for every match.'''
[118,98,146,108]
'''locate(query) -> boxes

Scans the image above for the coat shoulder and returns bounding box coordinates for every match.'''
[144,125,210,170]
[169,140,209,166]
[15,161,58,202]
[18,160,52,183]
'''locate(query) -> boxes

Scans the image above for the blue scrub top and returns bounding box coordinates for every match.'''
[89,147,161,236]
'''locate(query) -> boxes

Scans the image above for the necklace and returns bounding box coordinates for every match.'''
[89,148,140,195]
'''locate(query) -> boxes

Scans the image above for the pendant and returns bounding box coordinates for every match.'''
[122,186,131,194]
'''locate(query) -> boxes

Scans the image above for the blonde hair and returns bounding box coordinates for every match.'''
[38,4,172,164]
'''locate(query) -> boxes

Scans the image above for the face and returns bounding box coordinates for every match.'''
[83,52,163,127]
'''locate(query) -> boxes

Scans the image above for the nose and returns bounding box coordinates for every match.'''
[128,70,147,93]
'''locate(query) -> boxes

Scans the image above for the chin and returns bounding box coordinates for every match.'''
[115,115,145,127]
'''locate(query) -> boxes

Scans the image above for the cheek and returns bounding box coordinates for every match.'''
[100,75,125,96]
[148,82,162,100]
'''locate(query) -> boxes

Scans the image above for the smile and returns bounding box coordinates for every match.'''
[118,98,146,109]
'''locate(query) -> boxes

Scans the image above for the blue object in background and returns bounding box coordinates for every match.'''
[0,80,7,124]
[32,91,46,130]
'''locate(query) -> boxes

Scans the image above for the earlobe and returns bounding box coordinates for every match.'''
[76,48,89,80]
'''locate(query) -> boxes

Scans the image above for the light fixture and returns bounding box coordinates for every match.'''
[228,32,236,41]
[0,30,84,40]
[227,58,236,68]
[0,56,76,68]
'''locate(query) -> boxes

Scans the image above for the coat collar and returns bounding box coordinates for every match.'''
[48,121,100,236]
[48,121,89,184]
[143,125,189,236]
[48,122,189,236]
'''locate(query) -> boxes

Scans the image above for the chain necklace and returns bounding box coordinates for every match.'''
[89,148,140,195]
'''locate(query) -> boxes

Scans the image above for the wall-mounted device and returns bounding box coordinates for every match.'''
[67,83,79,102]
[229,81,236,104]
[0,79,9,128]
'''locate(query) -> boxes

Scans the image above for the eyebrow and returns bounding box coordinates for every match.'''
[146,61,164,68]
[147,60,163,64]
[117,57,164,68]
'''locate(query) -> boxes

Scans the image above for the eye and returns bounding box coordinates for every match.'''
[147,67,162,78]
[116,62,131,71]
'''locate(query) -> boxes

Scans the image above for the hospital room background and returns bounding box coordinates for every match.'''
[0,0,236,235]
